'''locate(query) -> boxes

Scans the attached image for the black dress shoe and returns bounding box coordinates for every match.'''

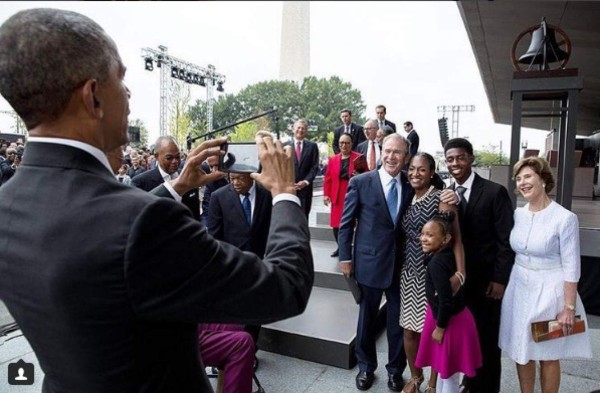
[387,372,404,391]
[355,371,375,390]
[330,249,339,257]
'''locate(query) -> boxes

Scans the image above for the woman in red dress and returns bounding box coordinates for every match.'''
[323,133,364,257]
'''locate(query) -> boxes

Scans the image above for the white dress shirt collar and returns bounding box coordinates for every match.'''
[158,164,178,181]
[27,137,113,174]
[454,170,475,201]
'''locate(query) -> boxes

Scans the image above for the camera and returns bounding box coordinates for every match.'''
[217,142,260,173]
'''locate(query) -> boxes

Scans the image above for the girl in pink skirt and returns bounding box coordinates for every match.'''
[415,213,482,393]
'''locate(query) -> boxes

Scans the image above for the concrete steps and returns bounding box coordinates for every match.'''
[258,230,388,369]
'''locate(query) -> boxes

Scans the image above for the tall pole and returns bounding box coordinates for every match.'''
[206,65,215,136]
[158,45,168,136]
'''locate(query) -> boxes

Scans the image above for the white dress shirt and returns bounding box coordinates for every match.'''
[454,171,475,202]
[379,168,402,214]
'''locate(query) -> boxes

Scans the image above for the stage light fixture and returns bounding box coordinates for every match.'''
[179,69,186,80]
[185,72,193,84]
[191,74,200,85]
[199,76,206,87]
[171,67,179,78]
[216,81,224,92]
[144,57,154,71]
[156,55,163,68]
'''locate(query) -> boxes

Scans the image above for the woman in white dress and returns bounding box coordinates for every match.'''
[499,157,592,393]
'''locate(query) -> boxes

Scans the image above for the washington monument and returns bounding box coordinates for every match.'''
[279,1,310,83]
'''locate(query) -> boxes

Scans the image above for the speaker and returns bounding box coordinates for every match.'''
[128,126,141,143]
[438,117,449,147]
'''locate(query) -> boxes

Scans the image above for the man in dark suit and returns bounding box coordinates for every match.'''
[356,119,382,172]
[132,136,201,221]
[444,138,514,393]
[0,8,313,393]
[289,119,320,218]
[375,104,396,132]
[403,121,419,158]
[338,133,412,391]
[333,108,366,154]
[208,172,273,348]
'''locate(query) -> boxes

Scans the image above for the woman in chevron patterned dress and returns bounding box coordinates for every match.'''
[399,153,466,393]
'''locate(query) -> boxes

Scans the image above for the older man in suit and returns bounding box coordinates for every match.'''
[444,138,514,393]
[132,136,201,220]
[356,119,382,171]
[290,119,320,218]
[208,172,273,351]
[0,8,313,393]
[333,109,366,154]
[338,133,412,391]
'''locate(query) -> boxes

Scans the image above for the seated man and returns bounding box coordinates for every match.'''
[198,323,254,393]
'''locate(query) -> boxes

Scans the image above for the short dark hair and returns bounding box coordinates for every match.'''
[513,157,555,194]
[340,109,352,116]
[444,138,474,156]
[153,136,178,155]
[0,8,120,129]
[382,125,395,136]
[404,121,413,128]
[375,105,386,113]
[427,211,455,238]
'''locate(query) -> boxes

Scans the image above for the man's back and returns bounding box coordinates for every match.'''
[0,143,313,392]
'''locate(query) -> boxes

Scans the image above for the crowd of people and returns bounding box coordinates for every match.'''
[0,7,594,393]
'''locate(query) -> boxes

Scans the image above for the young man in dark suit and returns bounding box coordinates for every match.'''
[444,138,515,393]
[375,104,396,132]
[333,108,366,154]
[290,119,320,218]
[132,136,201,220]
[0,9,313,393]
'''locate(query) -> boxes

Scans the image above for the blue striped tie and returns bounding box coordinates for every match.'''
[387,178,398,221]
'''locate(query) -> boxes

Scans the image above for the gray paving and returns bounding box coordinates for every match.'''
[1,316,599,392]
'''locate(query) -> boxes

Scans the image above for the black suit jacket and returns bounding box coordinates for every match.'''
[131,167,201,220]
[207,183,272,258]
[406,129,419,157]
[450,173,514,298]
[0,142,313,393]
[356,140,382,170]
[288,140,319,214]
[333,122,366,154]
[377,119,396,133]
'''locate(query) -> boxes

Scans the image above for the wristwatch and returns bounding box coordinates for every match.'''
[565,304,576,312]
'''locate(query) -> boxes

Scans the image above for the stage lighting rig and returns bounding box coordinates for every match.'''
[141,45,227,136]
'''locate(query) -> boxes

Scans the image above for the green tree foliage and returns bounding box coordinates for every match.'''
[168,79,192,149]
[188,76,366,143]
[474,144,509,166]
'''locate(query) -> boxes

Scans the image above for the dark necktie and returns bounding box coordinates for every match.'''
[295,141,302,162]
[456,186,468,214]
[345,125,350,134]
[242,193,252,225]
[369,141,376,171]
[386,178,398,221]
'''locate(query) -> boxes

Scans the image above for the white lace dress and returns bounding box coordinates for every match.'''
[499,201,592,364]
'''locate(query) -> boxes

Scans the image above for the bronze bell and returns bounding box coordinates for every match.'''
[518,18,568,67]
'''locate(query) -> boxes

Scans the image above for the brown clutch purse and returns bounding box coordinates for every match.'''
[531,315,586,342]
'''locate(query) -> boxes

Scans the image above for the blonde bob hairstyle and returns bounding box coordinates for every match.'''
[513,157,555,194]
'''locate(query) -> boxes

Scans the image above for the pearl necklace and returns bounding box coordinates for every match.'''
[412,185,435,205]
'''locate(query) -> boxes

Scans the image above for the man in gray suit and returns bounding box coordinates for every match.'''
[0,8,313,393]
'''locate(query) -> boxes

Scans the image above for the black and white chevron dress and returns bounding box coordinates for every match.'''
[399,189,441,332]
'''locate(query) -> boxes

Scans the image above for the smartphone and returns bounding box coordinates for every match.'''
[218,142,260,173]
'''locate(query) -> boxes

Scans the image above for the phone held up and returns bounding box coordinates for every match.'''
[217,141,261,174]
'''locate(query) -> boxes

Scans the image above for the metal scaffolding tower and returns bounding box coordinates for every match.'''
[437,105,476,139]
[141,45,226,137]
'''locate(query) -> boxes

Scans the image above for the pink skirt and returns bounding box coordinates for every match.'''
[415,305,482,379]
